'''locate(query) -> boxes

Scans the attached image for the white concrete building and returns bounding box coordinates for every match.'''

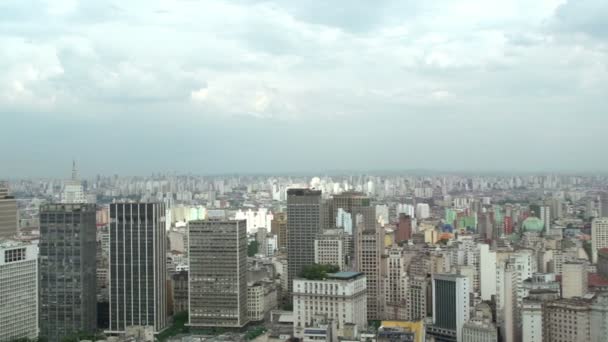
[522,300,542,342]
[592,218,608,263]
[478,244,496,301]
[0,241,38,341]
[415,203,430,219]
[293,271,367,338]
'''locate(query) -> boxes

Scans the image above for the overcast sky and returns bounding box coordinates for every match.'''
[1,0,607,177]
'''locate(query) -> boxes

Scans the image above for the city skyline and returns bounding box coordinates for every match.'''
[2,0,608,176]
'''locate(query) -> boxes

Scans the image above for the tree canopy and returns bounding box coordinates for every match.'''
[299,264,340,280]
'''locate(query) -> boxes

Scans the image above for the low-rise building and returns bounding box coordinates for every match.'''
[293,271,367,338]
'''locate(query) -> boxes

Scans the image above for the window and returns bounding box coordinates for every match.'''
[5,248,26,263]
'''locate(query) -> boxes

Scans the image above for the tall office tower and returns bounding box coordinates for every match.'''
[271,212,288,253]
[332,192,375,232]
[356,224,385,321]
[256,227,268,257]
[427,274,470,342]
[108,203,167,335]
[287,189,322,300]
[314,229,346,270]
[562,261,588,298]
[61,161,86,204]
[478,244,497,301]
[0,241,38,341]
[543,298,592,342]
[188,219,248,328]
[592,218,608,263]
[539,205,551,232]
[0,183,17,239]
[293,272,367,338]
[384,247,407,320]
[39,203,97,341]
[395,213,412,243]
[406,275,429,321]
[600,192,608,218]
[551,198,563,219]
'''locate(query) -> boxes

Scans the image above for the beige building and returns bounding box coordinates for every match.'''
[293,271,367,338]
[356,224,384,321]
[314,229,346,270]
[543,298,591,342]
[0,184,17,239]
[592,218,608,263]
[562,261,588,298]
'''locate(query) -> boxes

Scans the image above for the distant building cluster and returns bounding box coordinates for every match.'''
[3,169,608,341]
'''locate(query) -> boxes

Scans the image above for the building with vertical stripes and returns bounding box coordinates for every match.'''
[39,203,97,341]
[0,183,17,239]
[107,202,167,335]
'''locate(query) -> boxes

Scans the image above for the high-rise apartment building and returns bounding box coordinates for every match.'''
[293,271,367,338]
[406,275,429,322]
[287,189,322,299]
[356,225,384,321]
[271,212,288,253]
[39,203,97,341]
[592,218,608,263]
[0,241,38,341]
[427,274,470,342]
[188,219,248,328]
[562,261,588,298]
[539,205,551,232]
[0,183,17,239]
[396,213,412,242]
[108,203,167,335]
[314,229,346,270]
[461,304,498,342]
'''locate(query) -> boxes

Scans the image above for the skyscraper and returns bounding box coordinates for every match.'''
[428,274,470,342]
[396,213,412,243]
[356,224,384,321]
[108,203,167,335]
[0,183,17,239]
[271,212,287,253]
[0,241,38,341]
[592,218,608,263]
[287,189,322,299]
[188,219,248,328]
[61,161,86,204]
[39,203,97,341]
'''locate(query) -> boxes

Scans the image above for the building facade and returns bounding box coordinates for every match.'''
[287,189,323,299]
[188,219,248,328]
[0,241,38,340]
[356,226,384,321]
[0,184,17,239]
[428,274,470,342]
[314,229,346,270]
[39,203,97,341]
[592,218,608,263]
[108,203,167,334]
[293,271,367,338]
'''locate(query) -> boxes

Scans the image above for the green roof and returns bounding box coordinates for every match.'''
[522,217,544,233]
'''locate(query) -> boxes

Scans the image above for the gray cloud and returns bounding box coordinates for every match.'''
[1,0,608,176]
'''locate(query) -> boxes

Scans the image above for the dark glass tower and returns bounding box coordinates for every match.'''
[39,203,97,341]
[287,189,322,300]
[108,202,167,334]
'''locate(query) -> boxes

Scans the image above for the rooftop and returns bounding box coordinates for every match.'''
[327,271,364,280]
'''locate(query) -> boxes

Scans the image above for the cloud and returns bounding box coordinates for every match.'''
[2,0,608,175]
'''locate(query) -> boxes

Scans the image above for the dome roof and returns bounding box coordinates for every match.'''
[522,217,544,233]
